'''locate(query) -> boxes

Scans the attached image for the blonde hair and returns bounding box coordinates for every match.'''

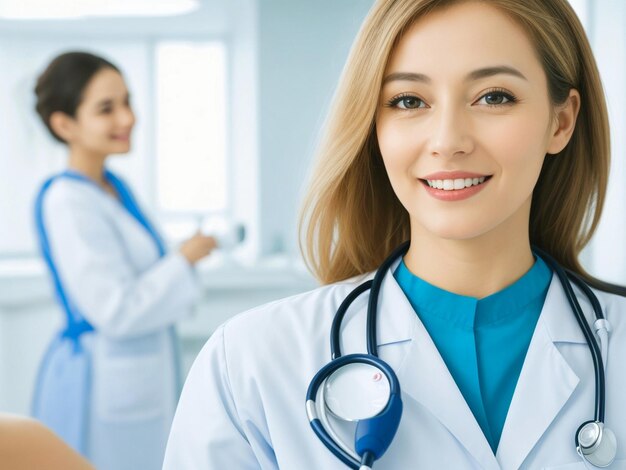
[299,0,612,287]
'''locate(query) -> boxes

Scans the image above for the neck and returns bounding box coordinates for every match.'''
[404,206,534,299]
[67,147,107,185]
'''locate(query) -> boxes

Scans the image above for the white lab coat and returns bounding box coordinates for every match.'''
[41,177,200,470]
[164,259,626,469]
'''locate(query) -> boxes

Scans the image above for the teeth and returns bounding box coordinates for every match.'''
[426,176,487,191]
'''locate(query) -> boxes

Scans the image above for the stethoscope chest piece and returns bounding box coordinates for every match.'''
[306,354,403,469]
[324,362,391,421]
[576,421,617,468]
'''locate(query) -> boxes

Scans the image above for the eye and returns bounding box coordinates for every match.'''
[386,94,427,110]
[476,89,518,107]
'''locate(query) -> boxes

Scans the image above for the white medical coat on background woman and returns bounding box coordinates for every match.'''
[35,172,200,470]
[164,261,626,469]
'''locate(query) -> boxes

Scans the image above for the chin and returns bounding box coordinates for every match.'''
[414,215,498,242]
[110,144,131,155]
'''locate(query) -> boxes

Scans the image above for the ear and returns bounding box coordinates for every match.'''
[546,89,581,155]
[49,111,77,143]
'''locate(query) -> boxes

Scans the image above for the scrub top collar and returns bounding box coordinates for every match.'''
[394,256,552,329]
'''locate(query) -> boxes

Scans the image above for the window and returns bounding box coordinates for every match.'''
[155,41,228,239]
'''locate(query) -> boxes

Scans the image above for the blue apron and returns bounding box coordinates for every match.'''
[32,169,178,456]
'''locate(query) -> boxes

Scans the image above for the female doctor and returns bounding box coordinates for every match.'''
[32,52,216,470]
[164,0,626,468]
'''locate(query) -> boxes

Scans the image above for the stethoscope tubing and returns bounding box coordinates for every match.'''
[331,280,373,359]
[533,247,606,423]
[367,241,411,357]
[313,242,609,469]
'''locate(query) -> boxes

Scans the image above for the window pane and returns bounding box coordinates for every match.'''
[156,41,227,214]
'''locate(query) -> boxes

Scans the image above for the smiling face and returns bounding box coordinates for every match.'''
[65,68,135,158]
[376,1,571,245]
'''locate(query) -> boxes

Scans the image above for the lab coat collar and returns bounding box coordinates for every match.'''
[496,273,586,470]
[368,259,591,347]
[371,266,591,470]
[375,261,502,470]
[538,273,590,345]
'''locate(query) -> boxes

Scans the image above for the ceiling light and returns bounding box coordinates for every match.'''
[0,0,200,20]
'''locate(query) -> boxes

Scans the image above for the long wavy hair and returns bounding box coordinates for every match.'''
[300,0,620,293]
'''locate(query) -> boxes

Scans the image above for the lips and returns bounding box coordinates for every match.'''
[419,171,493,201]
[421,171,491,180]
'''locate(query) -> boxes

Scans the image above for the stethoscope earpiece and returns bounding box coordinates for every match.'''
[576,421,617,468]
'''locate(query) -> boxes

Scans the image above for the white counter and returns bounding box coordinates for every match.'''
[0,255,317,415]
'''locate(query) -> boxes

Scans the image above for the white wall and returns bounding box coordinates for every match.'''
[228,0,260,261]
[257,0,373,255]
[584,0,626,284]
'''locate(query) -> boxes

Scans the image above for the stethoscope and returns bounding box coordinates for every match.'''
[306,241,617,469]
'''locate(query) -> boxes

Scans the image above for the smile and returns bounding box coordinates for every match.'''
[424,176,491,191]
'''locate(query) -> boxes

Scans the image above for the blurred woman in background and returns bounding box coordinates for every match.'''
[32,51,216,470]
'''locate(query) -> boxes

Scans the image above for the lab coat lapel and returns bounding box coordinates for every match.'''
[496,275,583,470]
[377,269,501,470]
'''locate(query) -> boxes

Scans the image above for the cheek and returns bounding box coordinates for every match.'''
[77,118,106,139]
[89,120,115,142]
[376,118,420,185]
[488,117,549,189]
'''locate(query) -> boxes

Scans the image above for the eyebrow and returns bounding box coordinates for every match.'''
[95,93,130,109]
[96,99,113,109]
[382,65,528,85]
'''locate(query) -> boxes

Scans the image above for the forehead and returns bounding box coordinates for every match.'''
[386,1,543,84]
[82,68,127,102]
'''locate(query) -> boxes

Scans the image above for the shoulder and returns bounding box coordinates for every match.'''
[42,177,101,212]
[186,276,372,424]
[40,177,114,226]
[225,277,365,342]
[39,177,115,239]
[198,273,371,367]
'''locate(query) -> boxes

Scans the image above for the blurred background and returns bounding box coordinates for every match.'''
[0,0,624,418]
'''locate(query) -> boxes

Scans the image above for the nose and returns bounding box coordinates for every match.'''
[427,102,474,158]
[118,105,135,129]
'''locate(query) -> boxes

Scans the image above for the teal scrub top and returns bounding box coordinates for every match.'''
[394,256,552,453]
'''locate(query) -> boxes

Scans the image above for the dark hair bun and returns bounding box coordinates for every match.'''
[34,51,119,143]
